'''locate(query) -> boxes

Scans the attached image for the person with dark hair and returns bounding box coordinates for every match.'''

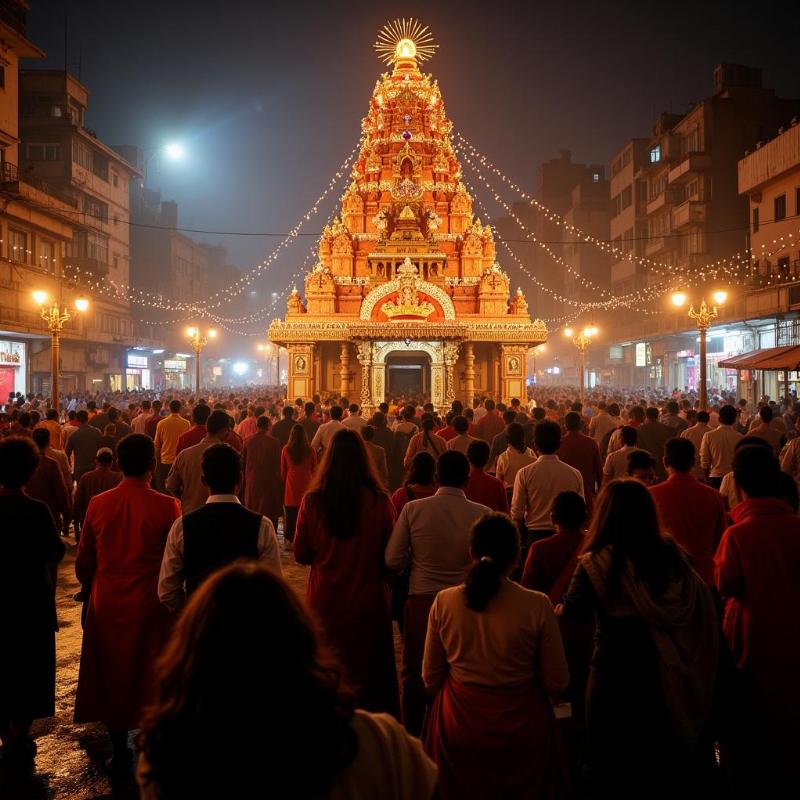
[389,406,421,489]
[626,449,658,485]
[272,404,297,449]
[153,399,191,491]
[159,443,281,613]
[495,422,536,502]
[36,406,63,450]
[138,564,437,799]
[145,399,164,439]
[662,400,689,434]
[166,410,234,514]
[107,407,131,441]
[603,425,642,480]
[559,480,719,796]
[131,399,153,435]
[26,427,71,533]
[445,415,477,456]
[423,512,568,799]
[699,404,742,489]
[240,415,282,529]
[281,423,317,547]
[636,407,673,481]
[436,410,458,443]
[72,448,122,529]
[522,491,587,595]
[464,440,508,512]
[0,437,65,764]
[650,438,726,586]
[589,401,616,444]
[403,415,447,470]
[310,404,345,454]
[559,410,603,518]
[362,424,389,489]
[65,409,103,483]
[299,400,320,442]
[487,408,520,469]
[342,402,368,435]
[511,420,584,574]
[475,398,504,444]
[386,451,491,734]
[390,451,437,516]
[747,404,786,456]
[680,409,712,480]
[75,433,181,774]
[715,445,800,793]
[175,403,211,456]
[294,429,399,715]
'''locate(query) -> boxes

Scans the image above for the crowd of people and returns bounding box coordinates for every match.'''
[1,382,799,798]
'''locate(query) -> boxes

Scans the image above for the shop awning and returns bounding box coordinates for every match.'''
[719,345,800,371]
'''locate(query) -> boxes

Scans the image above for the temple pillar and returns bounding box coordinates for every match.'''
[339,341,352,398]
[463,341,475,408]
[443,341,460,409]
[356,341,374,416]
[286,342,316,401]
[499,343,528,405]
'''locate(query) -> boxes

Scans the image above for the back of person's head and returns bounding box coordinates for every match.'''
[758,405,772,423]
[719,405,737,425]
[193,403,211,425]
[664,437,694,472]
[108,407,119,422]
[362,424,375,442]
[571,402,582,413]
[372,411,387,428]
[116,433,155,478]
[406,451,436,486]
[506,422,525,452]
[304,401,315,416]
[139,563,357,799]
[32,427,50,450]
[46,408,58,421]
[18,411,31,428]
[348,403,359,416]
[618,425,636,447]
[287,423,310,464]
[142,400,152,412]
[564,411,582,432]
[402,404,416,420]
[451,400,464,414]
[733,444,781,499]
[201,443,241,495]
[666,401,679,415]
[0,436,39,488]
[421,415,436,432]
[378,402,389,414]
[627,449,656,475]
[645,407,659,421]
[534,420,561,454]
[502,409,517,426]
[466,439,490,469]
[206,410,231,436]
[551,491,587,530]
[464,513,519,611]
[96,448,114,466]
[307,430,383,539]
[256,415,270,431]
[76,409,89,424]
[279,405,293,420]
[329,405,343,421]
[436,450,470,488]
[533,407,546,421]
[630,405,645,423]
[453,415,469,434]
[608,403,621,417]
[485,399,495,412]
[152,399,163,411]
[104,423,116,437]
[585,479,682,600]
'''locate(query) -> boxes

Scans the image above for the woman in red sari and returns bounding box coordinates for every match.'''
[280,423,317,546]
[423,513,570,800]
[390,451,437,516]
[294,429,399,716]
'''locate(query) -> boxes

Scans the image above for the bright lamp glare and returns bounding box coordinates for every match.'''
[208,329,217,339]
[74,296,89,312]
[713,290,728,305]
[671,292,687,308]
[32,290,48,305]
[165,142,184,160]
[563,328,573,337]
[186,326,197,337]
[233,361,249,376]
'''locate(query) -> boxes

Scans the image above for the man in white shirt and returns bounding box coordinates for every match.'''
[511,420,584,569]
[310,404,346,453]
[341,403,368,434]
[446,415,477,455]
[603,425,645,481]
[131,400,153,434]
[386,450,490,735]
[588,402,618,445]
[158,443,281,613]
[681,410,712,480]
[700,404,742,489]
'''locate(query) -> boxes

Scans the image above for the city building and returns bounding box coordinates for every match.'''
[600,64,800,397]
[269,31,546,409]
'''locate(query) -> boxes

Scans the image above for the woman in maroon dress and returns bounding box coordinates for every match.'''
[280,423,317,546]
[294,429,399,716]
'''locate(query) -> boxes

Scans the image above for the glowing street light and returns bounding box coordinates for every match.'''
[186,326,218,394]
[165,142,185,160]
[564,325,599,403]
[257,342,279,385]
[33,290,90,413]
[671,290,728,411]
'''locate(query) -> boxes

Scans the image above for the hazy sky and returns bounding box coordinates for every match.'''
[26,0,800,328]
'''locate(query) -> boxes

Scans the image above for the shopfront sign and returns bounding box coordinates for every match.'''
[127,354,148,368]
[164,359,187,371]
[635,342,648,367]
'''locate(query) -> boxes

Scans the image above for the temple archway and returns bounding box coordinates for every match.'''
[385,350,431,400]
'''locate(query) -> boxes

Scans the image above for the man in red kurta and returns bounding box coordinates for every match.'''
[464,440,508,512]
[75,433,180,773]
[241,415,283,528]
[558,412,603,516]
[650,437,726,586]
[715,444,800,792]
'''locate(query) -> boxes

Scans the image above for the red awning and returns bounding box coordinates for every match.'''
[719,345,800,371]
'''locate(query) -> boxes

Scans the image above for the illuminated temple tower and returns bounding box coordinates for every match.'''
[269,20,547,412]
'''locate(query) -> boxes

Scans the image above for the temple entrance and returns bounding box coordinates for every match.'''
[385,350,431,400]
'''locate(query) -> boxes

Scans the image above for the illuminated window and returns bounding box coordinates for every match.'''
[649,145,661,163]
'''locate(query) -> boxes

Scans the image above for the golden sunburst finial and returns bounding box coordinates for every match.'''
[374,18,438,65]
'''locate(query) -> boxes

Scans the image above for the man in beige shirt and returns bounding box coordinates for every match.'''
[699,404,742,489]
[153,400,190,490]
[680,411,712,480]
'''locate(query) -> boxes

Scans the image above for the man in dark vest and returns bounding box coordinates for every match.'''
[157,443,282,613]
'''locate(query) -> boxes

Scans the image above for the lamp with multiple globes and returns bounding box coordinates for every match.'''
[564,324,599,403]
[33,290,90,413]
[186,326,218,394]
[670,289,729,411]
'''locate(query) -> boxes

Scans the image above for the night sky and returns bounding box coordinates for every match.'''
[25,0,800,326]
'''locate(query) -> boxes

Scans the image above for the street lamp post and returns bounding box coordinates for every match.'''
[531,344,545,384]
[33,291,89,415]
[186,326,217,395]
[563,326,598,404]
[672,290,727,411]
[257,343,277,385]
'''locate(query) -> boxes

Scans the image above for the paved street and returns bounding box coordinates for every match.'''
[0,538,312,800]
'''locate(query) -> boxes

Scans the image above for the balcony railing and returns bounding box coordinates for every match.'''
[0,161,18,183]
[65,255,109,277]
[672,200,707,229]
[668,153,712,184]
